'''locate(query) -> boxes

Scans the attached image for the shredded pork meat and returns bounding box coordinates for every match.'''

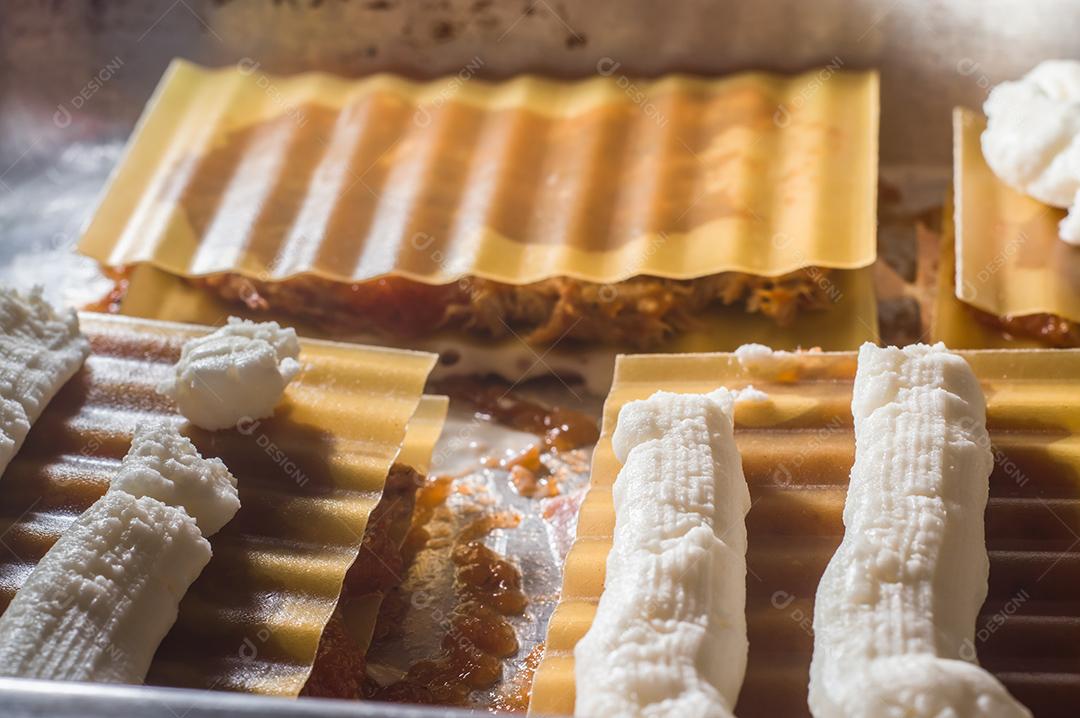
[198,269,836,348]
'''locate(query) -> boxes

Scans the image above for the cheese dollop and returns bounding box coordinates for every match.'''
[982,60,1080,245]
[157,317,301,431]
[733,343,809,382]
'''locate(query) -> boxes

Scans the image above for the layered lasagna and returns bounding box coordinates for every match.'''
[79,61,880,351]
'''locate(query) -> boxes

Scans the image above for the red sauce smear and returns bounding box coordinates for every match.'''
[365,513,525,706]
[489,642,546,713]
[84,267,130,314]
[361,378,598,708]
[434,376,599,452]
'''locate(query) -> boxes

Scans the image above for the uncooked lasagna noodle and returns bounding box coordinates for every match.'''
[953,108,1080,329]
[79,60,878,287]
[932,195,1049,349]
[333,393,449,664]
[532,347,1080,718]
[0,312,441,696]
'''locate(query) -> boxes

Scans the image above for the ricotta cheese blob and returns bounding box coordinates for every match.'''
[0,286,90,479]
[157,317,302,431]
[574,389,750,718]
[733,343,807,381]
[982,60,1080,245]
[808,343,1031,718]
[111,422,240,536]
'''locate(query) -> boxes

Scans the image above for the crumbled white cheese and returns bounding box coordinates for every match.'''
[110,422,239,536]
[809,343,1031,718]
[157,317,301,431]
[982,60,1080,245]
[0,490,211,683]
[734,384,769,405]
[733,342,776,366]
[0,287,90,479]
[575,389,750,718]
[733,343,802,379]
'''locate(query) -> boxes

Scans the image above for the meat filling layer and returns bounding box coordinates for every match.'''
[969,307,1080,347]
[198,269,835,349]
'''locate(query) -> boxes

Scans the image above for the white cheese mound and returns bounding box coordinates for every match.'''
[809,342,1031,718]
[110,423,239,536]
[734,385,769,405]
[0,490,211,683]
[0,287,90,479]
[574,389,751,718]
[982,60,1080,245]
[733,343,802,379]
[157,316,301,431]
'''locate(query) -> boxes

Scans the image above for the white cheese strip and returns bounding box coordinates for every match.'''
[157,316,301,431]
[0,287,90,478]
[110,423,239,536]
[809,343,1031,718]
[0,490,210,683]
[574,389,751,718]
[0,423,238,683]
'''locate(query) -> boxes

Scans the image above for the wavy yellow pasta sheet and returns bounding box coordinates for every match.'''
[0,313,438,696]
[80,60,878,284]
[954,107,1080,323]
[934,195,1044,348]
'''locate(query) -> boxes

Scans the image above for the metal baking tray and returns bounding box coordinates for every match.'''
[1,1,1079,715]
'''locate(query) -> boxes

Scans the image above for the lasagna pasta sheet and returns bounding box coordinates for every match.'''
[954,108,1080,323]
[532,348,1080,717]
[398,394,449,475]
[79,60,878,284]
[337,392,450,659]
[933,196,1044,349]
[0,313,440,697]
